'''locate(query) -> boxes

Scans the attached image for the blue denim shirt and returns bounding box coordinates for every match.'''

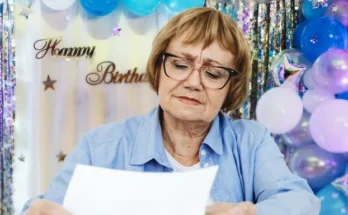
[22,107,320,214]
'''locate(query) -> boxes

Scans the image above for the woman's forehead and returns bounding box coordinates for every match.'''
[166,37,235,67]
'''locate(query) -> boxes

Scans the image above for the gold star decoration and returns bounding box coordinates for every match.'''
[56,151,67,162]
[332,5,339,12]
[43,75,57,91]
[19,4,34,19]
[18,154,25,162]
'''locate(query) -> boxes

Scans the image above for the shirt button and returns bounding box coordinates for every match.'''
[200,150,207,156]
[203,163,210,168]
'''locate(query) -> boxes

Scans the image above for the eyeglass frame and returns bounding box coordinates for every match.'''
[161,52,239,90]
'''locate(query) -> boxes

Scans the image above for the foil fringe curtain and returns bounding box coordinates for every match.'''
[206,0,300,119]
[0,0,15,214]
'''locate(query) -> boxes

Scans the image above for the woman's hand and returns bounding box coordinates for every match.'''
[205,202,256,215]
[26,199,71,215]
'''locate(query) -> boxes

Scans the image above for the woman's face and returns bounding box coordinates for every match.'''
[158,35,235,123]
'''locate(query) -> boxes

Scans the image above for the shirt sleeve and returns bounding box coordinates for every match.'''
[21,134,92,213]
[254,127,321,215]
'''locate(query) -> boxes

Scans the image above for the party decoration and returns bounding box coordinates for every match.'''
[18,155,25,162]
[18,4,34,18]
[86,62,146,85]
[325,1,348,28]
[270,49,311,87]
[301,17,348,62]
[56,151,67,162]
[303,68,316,90]
[302,0,328,20]
[312,49,348,94]
[256,87,303,134]
[80,0,119,17]
[293,20,309,49]
[309,99,348,153]
[33,37,96,60]
[316,184,348,215]
[337,91,348,100]
[288,144,346,190]
[42,0,76,11]
[122,0,160,16]
[253,0,273,3]
[1,0,16,213]
[43,75,57,91]
[163,0,205,13]
[279,111,313,148]
[311,0,329,8]
[332,173,348,197]
[112,25,121,36]
[302,88,335,113]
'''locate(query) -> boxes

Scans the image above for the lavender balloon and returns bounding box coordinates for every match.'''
[312,49,348,94]
[256,87,303,134]
[288,144,346,190]
[279,110,314,147]
[309,99,348,153]
[302,88,335,113]
[325,1,348,28]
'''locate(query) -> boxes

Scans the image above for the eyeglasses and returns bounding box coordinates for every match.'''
[162,52,239,90]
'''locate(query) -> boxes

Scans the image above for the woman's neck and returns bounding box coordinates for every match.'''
[160,109,211,166]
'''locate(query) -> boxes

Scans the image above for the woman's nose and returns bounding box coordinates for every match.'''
[183,69,203,91]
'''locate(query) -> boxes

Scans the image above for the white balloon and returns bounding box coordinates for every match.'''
[303,68,316,89]
[256,87,303,134]
[302,88,335,113]
[42,0,76,10]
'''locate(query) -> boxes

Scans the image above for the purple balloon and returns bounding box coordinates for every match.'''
[279,111,314,147]
[325,1,348,28]
[309,99,348,152]
[288,144,346,190]
[312,49,348,94]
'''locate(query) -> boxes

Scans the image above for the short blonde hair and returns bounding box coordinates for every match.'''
[146,7,251,112]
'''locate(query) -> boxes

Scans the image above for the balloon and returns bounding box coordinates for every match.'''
[301,17,348,62]
[288,144,346,190]
[303,68,316,90]
[163,0,205,13]
[333,173,348,197]
[316,184,348,215]
[302,88,335,113]
[80,0,119,16]
[325,1,348,28]
[270,49,311,87]
[293,20,309,49]
[302,0,328,20]
[279,110,314,147]
[309,99,348,153]
[256,87,303,134]
[337,91,348,100]
[312,49,348,94]
[42,0,76,10]
[122,0,160,16]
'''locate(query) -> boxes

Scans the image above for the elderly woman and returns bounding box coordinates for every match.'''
[23,7,320,215]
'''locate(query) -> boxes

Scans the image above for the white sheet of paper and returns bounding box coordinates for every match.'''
[63,164,218,215]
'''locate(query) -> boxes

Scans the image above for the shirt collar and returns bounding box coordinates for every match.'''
[130,106,223,166]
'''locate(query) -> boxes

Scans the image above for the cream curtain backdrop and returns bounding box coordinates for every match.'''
[13,1,171,213]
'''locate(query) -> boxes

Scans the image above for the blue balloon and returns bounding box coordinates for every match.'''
[316,184,348,215]
[301,17,348,62]
[337,91,348,100]
[122,0,160,16]
[163,0,205,13]
[294,20,309,49]
[80,0,119,16]
[302,0,328,20]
